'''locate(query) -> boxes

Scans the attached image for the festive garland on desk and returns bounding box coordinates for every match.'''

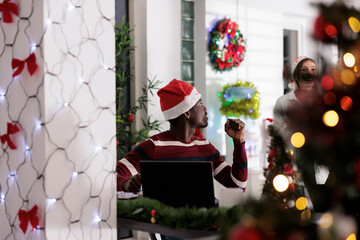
[218,80,260,119]
[208,18,246,72]
[117,197,315,239]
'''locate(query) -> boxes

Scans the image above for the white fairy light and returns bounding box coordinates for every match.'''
[47,198,57,205]
[95,146,102,152]
[63,102,69,107]
[72,171,78,178]
[45,18,52,27]
[94,215,101,223]
[31,42,37,53]
[0,90,5,100]
[35,120,42,130]
[67,2,75,11]
[25,145,30,151]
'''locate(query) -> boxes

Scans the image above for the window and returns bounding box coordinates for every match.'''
[181,0,195,86]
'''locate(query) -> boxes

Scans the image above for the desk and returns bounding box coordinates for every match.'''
[117,218,218,240]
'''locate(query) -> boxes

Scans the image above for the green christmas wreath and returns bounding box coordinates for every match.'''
[218,80,260,119]
[208,18,246,72]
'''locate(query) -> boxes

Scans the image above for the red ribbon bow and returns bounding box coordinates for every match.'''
[18,204,39,234]
[12,53,38,77]
[0,122,20,149]
[0,0,18,23]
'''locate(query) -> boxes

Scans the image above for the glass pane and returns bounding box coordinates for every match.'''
[182,1,194,19]
[182,19,194,39]
[182,40,194,60]
[182,62,194,81]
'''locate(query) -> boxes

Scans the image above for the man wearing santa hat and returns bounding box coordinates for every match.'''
[116,79,248,194]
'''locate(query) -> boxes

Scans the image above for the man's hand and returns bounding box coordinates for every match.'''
[224,119,245,143]
[121,173,142,193]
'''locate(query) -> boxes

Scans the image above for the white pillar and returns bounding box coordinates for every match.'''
[0,1,116,239]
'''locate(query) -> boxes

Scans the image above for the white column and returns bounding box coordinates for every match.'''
[0,1,116,239]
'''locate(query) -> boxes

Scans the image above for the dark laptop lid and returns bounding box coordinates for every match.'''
[140,161,216,208]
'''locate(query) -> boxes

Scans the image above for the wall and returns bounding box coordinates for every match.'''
[0,1,116,239]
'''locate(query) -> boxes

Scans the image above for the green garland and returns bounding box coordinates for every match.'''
[218,80,260,119]
[117,197,315,239]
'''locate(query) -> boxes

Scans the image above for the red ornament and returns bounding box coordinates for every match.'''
[228,226,263,240]
[18,204,39,234]
[126,113,134,122]
[0,122,20,149]
[0,0,18,23]
[151,209,156,217]
[313,14,339,43]
[284,163,293,175]
[12,53,39,77]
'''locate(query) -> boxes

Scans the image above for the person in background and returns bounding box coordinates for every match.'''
[273,56,332,212]
[116,78,248,194]
[273,56,318,141]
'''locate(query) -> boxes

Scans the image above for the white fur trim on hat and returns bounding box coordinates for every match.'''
[162,87,201,121]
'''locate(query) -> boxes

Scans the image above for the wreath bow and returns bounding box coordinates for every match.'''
[12,53,38,77]
[0,0,18,23]
[18,205,39,233]
[0,122,20,149]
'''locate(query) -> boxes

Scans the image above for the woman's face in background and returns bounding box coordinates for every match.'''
[298,60,317,91]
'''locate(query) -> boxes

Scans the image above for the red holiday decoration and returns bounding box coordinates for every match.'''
[12,52,38,77]
[18,204,39,234]
[208,18,246,72]
[126,113,134,122]
[0,0,18,23]
[0,122,20,149]
[228,226,263,240]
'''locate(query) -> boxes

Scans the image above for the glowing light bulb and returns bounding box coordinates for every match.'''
[295,197,307,210]
[290,132,305,148]
[341,69,356,85]
[340,96,353,111]
[63,102,68,107]
[36,120,42,129]
[72,172,78,178]
[348,17,360,33]
[0,193,5,201]
[343,53,356,67]
[45,19,52,27]
[95,146,102,152]
[31,42,37,53]
[323,110,339,127]
[102,64,108,69]
[94,215,101,223]
[78,77,84,83]
[0,90,5,100]
[346,233,357,240]
[273,174,289,192]
[25,145,30,151]
[67,2,75,11]
[321,76,333,91]
[319,213,333,229]
[47,198,56,205]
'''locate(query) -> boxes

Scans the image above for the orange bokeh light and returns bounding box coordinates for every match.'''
[340,96,353,111]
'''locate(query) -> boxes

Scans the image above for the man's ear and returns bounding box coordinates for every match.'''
[184,111,191,119]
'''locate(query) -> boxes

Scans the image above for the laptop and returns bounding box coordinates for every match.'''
[140,161,217,208]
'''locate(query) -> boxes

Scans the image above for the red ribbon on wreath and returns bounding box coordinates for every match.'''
[12,53,38,77]
[0,0,18,23]
[18,204,39,233]
[1,122,20,149]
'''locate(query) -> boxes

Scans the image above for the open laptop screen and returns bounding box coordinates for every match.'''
[140,161,216,208]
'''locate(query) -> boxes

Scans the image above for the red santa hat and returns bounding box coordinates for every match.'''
[157,79,201,121]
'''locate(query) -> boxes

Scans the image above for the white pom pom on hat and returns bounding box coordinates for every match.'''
[157,79,201,121]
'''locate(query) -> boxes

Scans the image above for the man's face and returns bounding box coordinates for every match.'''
[189,99,208,128]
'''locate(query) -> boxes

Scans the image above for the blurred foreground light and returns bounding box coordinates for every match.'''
[340,96,353,111]
[321,76,333,90]
[341,69,356,85]
[319,213,333,229]
[324,92,336,106]
[323,110,339,127]
[301,209,311,222]
[346,233,356,240]
[273,174,289,192]
[348,17,360,32]
[290,132,305,148]
[343,53,356,67]
[324,23,337,38]
[295,197,307,210]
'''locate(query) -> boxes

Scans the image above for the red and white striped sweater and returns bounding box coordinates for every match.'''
[116,130,248,191]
